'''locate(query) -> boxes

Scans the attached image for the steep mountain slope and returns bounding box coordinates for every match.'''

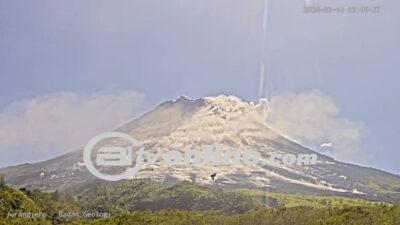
[1,95,400,202]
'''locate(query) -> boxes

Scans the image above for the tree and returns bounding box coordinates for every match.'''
[0,173,5,187]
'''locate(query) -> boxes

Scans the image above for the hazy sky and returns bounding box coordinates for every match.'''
[0,0,399,173]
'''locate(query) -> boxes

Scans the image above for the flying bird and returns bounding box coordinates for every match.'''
[210,173,217,180]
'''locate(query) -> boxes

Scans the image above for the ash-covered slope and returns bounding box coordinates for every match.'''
[1,96,400,202]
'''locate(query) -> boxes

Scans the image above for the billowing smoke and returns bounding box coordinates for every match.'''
[266,90,366,163]
[319,142,333,156]
[0,91,145,166]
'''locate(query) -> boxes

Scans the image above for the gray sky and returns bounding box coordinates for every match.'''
[0,0,399,173]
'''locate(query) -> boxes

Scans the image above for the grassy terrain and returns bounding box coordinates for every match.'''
[70,206,400,225]
[1,180,400,224]
[67,180,264,214]
[237,189,386,208]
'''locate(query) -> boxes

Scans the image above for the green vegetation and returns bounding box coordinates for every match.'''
[69,206,400,225]
[20,188,80,223]
[237,189,385,208]
[0,185,78,224]
[0,185,48,224]
[68,180,263,214]
[0,185,40,216]
[1,180,400,225]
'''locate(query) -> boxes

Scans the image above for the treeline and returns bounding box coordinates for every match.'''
[70,206,400,225]
[69,180,264,214]
[1,179,400,224]
[2,206,400,225]
[0,183,79,224]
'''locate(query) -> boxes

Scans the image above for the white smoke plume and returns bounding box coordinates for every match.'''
[320,142,333,149]
[319,142,333,156]
[266,90,366,163]
[0,91,145,166]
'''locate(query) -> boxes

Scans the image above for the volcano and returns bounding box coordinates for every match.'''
[1,95,400,202]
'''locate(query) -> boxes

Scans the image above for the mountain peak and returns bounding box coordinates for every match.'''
[174,95,191,103]
[145,95,274,151]
[202,95,270,122]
